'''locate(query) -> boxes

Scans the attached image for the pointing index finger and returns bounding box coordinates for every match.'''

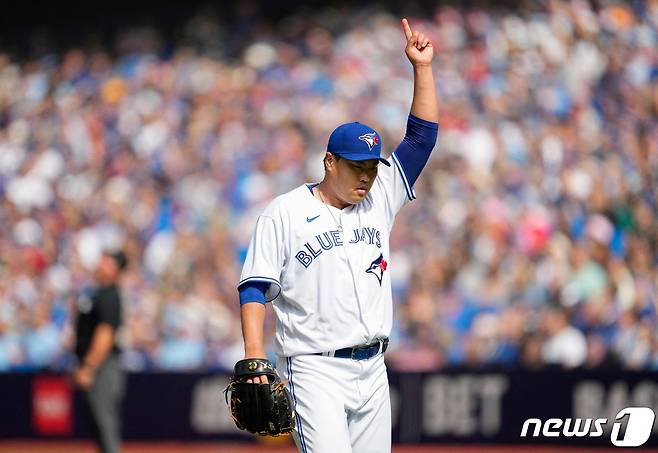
[402,18,413,40]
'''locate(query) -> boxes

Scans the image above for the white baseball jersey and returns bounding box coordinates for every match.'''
[239,152,415,357]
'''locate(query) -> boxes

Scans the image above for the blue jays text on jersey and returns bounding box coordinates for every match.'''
[295,227,382,268]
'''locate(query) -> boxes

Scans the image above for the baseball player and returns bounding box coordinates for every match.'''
[238,18,438,452]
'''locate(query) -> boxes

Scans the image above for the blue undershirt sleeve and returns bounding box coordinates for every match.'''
[238,281,270,305]
[392,114,439,188]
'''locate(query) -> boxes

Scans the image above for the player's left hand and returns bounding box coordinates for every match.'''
[402,18,433,66]
[72,365,95,390]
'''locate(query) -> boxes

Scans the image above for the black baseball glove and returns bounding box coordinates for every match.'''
[224,358,295,436]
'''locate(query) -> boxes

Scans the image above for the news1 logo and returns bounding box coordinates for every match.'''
[521,407,656,447]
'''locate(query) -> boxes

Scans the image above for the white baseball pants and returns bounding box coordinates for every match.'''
[277,353,391,453]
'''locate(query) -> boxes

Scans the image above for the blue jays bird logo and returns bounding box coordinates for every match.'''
[358,132,379,151]
[366,253,388,285]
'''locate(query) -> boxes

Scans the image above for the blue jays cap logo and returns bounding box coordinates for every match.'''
[358,132,379,151]
[326,122,390,166]
[366,253,388,286]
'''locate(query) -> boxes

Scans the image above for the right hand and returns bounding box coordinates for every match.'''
[402,18,434,66]
[72,365,95,390]
[244,353,270,384]
[247,374,269,384]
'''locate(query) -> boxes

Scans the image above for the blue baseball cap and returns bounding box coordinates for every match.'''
[327,122,390,167]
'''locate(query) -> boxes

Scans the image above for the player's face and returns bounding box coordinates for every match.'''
[333,157,379,204]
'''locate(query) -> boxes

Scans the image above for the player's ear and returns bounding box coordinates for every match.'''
[324,152,336,171]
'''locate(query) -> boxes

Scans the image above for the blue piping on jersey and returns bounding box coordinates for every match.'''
[237,276,281,302]
[287,357,309,453]
[391,152,416,201]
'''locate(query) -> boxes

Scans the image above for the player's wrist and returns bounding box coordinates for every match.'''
[81,358,98,372]
[412,62,433,69]
[82,365,96,374]
[243,348,267,359]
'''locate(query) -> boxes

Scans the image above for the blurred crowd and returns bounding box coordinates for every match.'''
[0,0,656,372]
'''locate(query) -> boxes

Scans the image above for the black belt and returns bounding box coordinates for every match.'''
[314,338,389,361]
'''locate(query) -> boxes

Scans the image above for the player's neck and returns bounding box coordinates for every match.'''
[317,181,350,210]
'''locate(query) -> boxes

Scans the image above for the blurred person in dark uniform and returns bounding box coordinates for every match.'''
[73,250,127,453]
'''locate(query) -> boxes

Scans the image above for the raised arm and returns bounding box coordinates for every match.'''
[402,18,439,122]
[386,19,439,194]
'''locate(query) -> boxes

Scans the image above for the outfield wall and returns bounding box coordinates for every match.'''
[1,369,656,447]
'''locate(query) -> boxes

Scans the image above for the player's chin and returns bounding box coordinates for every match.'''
[351,188,369,202]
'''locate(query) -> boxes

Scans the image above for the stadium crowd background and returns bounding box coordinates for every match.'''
[0,0,656,373]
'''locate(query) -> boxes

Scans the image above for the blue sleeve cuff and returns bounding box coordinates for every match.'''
[408,114,439,130]
[238,281,270,305]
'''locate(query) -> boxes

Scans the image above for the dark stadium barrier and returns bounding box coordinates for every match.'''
[1,369,656,446]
